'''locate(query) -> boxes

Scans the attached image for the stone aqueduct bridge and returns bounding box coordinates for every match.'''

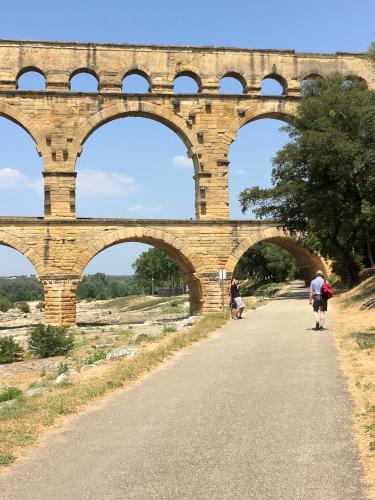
[0,40,373,325]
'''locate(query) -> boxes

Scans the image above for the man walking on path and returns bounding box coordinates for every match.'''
[309,270,327,331]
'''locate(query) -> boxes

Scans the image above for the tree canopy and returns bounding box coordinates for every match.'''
[239,74,375,285]
[235,242,298,283]
[132,247,182,293]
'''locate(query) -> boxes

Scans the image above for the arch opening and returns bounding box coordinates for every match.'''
[70,70,99,92]
[76,115,195,219]
[260,76,285,96]
[173,72,201,93]
[122,71,150,93]
[227,231,328,288]
[17,68,46,91]
[228,117,289,219]
[77,237,203,324]
[220,73,245,94]
[0,116,43,216]
[0,244,44,328]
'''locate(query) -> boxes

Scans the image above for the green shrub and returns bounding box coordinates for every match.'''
[0,337,24,363]
[0,295,12,312]
[15,301,30,313]
[162,325,177,333]
[0,386,23,402]
[0,454,16,465]
[28,324,74,358]
[57,361,69,375]
[36,301,45,311]
[352,332,375,350]
[85,349,108,365]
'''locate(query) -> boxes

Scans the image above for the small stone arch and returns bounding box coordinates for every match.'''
[16,66,47,84]
[74,100,198,157]
[261,73,287,91]
[223,100,298,145]
[298,70,324,82]
[225,226,328,284]
[173,70,202,92]
[76,227,205,313]
[0,230,43,277]
[122,69,151,92]
[220,71,247,93]
[69,68,99,91]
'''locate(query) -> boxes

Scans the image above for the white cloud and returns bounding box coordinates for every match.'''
[234,169,246,176]
[0,168,42,192]
[171,155,192,168]
[128,204,143,212]
[76,169,140,198]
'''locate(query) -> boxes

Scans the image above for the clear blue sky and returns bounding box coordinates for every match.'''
[1,0,374,276]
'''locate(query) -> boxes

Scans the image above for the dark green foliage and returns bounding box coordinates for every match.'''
[132,248,182,293]
[240,75,375,286]
[235,242,298,283]
[0,337,24,364]
[57,361,69,375]
[0,387,23,401]
[15,301,30,313]
[0,294,12,312]
[0,277,43,302]
[85,349,108,365]
[28,324,74,358]
[77,273,140,300]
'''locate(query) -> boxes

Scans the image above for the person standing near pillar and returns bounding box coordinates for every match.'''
[229,278,245,319]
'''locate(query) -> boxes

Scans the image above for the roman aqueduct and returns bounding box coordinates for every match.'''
[0,40,373,324]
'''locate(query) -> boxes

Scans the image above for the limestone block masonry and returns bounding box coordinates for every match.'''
[0,40,370,325]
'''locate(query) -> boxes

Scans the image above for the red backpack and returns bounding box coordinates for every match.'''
[321,280,334,300]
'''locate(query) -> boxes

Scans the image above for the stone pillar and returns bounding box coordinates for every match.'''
[42,276,79,326]
[98,73,122,93]
[150,77,173,94]
[45,72,70,92]
[198,272,230,312]
[44,171,77,218]
[193,156,230,220]
[284,79,301,97]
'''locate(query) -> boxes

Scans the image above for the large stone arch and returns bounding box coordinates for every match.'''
[73,100,198,160]
[0,100,44,154]
[225,226,328,284]
[76,227,206,313]
[223,100,298,145]
[0,230,43,277]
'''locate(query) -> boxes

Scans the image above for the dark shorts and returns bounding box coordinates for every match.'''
[313,295,327,312]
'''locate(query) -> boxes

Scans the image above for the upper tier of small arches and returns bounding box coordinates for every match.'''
[10,66,369,96]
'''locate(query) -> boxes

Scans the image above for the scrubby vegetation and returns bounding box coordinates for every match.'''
[0,337,24,364]
[28,325,74,358]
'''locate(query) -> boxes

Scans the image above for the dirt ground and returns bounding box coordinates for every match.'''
[332,278,375,498]
[0,295,191,391]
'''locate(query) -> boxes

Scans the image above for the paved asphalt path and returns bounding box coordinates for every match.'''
[0,283,365,499]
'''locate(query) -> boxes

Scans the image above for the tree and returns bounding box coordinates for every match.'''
[235,242,298,283]
[239,74,375,286]
[132,248,182,293]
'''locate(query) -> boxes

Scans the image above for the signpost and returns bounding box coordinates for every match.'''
[218,269,227,311]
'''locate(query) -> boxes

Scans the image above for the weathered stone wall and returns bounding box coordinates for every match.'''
[0,40,359,324]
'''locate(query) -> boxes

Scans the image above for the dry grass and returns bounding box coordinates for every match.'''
[0,312,227,468]
[332,276,375,498]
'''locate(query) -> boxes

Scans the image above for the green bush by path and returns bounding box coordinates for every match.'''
[0,337,24,364]
[28,324,74,358]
